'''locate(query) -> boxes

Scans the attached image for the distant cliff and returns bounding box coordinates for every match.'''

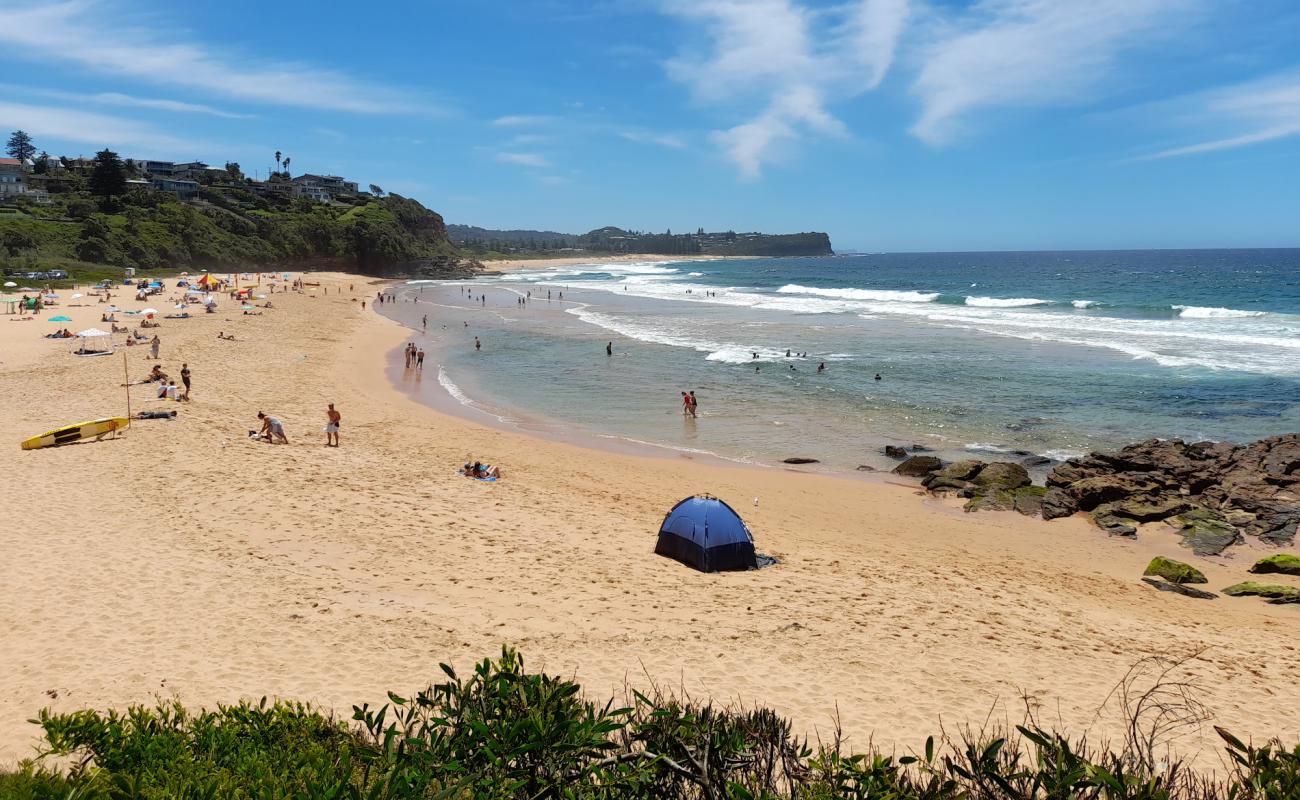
[448,225,834,258]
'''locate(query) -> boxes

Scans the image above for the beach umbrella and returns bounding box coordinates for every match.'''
[203,297,217,306]
[17,286,37,292]
[141,308,158,315]
[71,293,83,299]
[49,315,72,322]
[2,281,15,288]
[76,327,111,337]
[174,303,186,309]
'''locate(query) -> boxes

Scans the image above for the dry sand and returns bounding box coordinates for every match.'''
[1,273,1297,770]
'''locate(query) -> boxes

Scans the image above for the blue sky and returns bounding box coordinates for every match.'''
[1,0,1298,251]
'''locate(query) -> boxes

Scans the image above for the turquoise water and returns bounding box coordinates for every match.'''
[379,250,1300,471]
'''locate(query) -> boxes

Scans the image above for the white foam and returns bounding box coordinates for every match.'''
[778,284,939,303]
[437,367,511,423]
[1043,449,1086,461]
[1173,305,1266,319]
[964,296,1050,307]
[1071,299,1098,309]
[965,442,1012,453]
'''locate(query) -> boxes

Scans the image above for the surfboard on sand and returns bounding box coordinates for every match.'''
[21,417,129,450]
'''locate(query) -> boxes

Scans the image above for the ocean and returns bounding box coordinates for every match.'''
[378,249,1300,472]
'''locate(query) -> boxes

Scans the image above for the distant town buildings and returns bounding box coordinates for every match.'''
[0,158,27,197]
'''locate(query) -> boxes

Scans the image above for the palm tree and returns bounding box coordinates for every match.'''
[282,156,291,176]
[274,150,282,174]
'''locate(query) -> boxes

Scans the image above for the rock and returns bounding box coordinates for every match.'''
[964,490,1015,513]
[1221,581,1300,604]
[973,462,1031,490]
[883,445,908,459]
[923,476,976,494]
[910,444,933,452]
[1141,578,1217,600]
[892,455,943,477]
[930,459,986,481]
[1011,485,1047,516]
[1248,553,1300,576]
[1065,474,1163,511]
[1040,488,1079,520]
[782,457,819,464]
[855,465,876,472]
[1110,494,1193,522]
[1021,455,1053,467]
[1143,556,1207,584]
[1171,512,1241,556]
[1093,513,1137,537]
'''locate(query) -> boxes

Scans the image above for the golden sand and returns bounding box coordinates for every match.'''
[1,273,1296,767]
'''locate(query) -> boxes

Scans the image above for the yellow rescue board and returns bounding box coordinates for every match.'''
[21,417,129,450]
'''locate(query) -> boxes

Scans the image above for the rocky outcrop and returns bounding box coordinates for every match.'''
[1221,581,1300,604]
[892,456,942,477]
[1143,556,1207,584]
[1142,578,1217,600]
[883,445,909,459]
[1042,435,1300,554]
[1248,553,1300,576]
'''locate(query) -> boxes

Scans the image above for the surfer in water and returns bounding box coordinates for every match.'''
[606,342,613,356]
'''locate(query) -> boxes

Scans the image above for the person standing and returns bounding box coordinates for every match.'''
[688,391,698,418]
[475,336,481,351]
[417,349,425,370]
[180,363,191,400]
[606,341,613,356]
[149,334,160,360]
[422,314,427,330]
[681,392,691,416]
[325,403,341,447]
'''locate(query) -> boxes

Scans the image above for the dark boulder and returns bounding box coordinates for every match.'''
[1171,511,1241,556]
[1093,513,1136,537]
[883,445,908,459]
[1021,455,1053,467]
[1011,486,1047,516]
[1248,553,1300,576]
[1040,488,1078,520]
[929,459,986,482]
[1221,581,1300,604]
[1109,494,1193,522]
[1065,474,1163,511]
[923,476,976,494]
[1141,578,1217,600]
[892,456,943,477]
[782,458,819,465]
[973,462,1031,491]
[855,465,876,472]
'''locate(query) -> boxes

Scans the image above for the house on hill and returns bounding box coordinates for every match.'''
[0,158,27,197]
[292,173,359,202]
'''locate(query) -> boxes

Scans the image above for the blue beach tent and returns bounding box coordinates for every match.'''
[655,495,757,572]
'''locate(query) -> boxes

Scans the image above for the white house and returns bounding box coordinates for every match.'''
[0,158,27,196]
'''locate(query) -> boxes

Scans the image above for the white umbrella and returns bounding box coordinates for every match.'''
[17,286,37,292]
[71,293,84,299]
[141,307,158,315]
[76,328,111,337]
[174,303,186,309]
[203,297,217,306]
[3,281,15,288]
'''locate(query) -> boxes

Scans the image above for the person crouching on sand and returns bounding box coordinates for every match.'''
[325,403,341,447]
[257,411,289,444]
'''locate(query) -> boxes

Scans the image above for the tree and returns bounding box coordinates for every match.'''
[88,149,126,199]
[6,130,35,163]
[225,161,243,181]
[34,151,50,174]
[282,156,290,176]
[274,150,282,173]
[369,183,384,196]
[2,229,36,257]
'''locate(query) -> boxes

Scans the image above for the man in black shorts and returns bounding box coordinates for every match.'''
[180,363,191,400]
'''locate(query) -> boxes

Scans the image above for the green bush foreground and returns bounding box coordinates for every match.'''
[1,648,1296,799]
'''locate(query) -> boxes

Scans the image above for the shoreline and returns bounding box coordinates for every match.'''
[2,272,1296,770]
[479,253,757,273]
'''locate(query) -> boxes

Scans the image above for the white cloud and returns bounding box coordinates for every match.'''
[659,0,910,177]
[0,85,252,119]
[0,0,426,114]
[491,115,556,127]
[1137,72,1300,159]
[619,130,688,149]
[496,152,551,168]
[910,0,1192,145]
[0,101,217,156]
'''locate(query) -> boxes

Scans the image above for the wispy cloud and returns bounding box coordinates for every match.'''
[619,130,688,149]
[1136,72,1300,159]
[0,85,252,119]
[496,152,552,168]
[491,115,557,127]
[0,0,429,114]
[909,0,1193,146]
[659,0,910,178]
[0,101,217,156]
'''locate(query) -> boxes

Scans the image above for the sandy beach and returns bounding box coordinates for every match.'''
[1,272,1296,770]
